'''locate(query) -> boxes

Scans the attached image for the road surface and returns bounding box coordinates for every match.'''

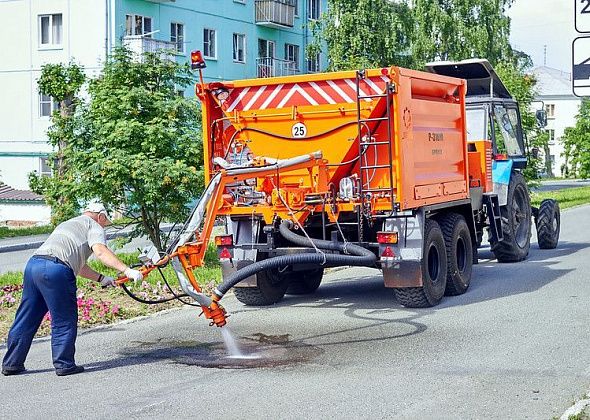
[536,179,590,192]
[0,206,589,419]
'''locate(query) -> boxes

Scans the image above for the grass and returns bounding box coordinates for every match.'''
[530,186,590,210]
[0,248,222,342]
[0,225,53,239]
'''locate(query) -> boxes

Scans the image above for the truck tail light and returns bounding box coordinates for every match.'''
[377,231,398,244]
[191,50,206,70]
[215,234,233,247]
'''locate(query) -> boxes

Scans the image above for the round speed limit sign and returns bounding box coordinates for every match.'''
[292,122,307,138]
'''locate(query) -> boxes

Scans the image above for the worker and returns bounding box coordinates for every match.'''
[1,201,143,376]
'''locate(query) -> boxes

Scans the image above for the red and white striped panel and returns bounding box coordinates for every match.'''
[222,76,390,113]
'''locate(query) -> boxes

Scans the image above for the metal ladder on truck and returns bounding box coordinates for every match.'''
[355,70,396,224]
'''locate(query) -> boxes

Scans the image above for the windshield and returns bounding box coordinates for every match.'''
[466,108,487,141]
[493,105,524,156]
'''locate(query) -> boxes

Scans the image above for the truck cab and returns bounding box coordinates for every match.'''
[425,59,528,168]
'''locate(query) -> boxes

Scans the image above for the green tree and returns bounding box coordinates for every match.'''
[30,63,86,224]
[411,0,514,68]
[309,0,414,71]
[74,47,203,251]
[563,99,590,179]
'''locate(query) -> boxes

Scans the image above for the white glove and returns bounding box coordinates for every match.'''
[124,268,144,282]
[100,275,116,288]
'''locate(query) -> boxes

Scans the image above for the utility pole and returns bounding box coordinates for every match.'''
[543,44,547,66]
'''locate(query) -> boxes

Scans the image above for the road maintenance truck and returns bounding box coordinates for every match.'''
[123,57,560,328]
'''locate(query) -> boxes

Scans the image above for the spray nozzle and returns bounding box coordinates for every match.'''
[201,300,228,328]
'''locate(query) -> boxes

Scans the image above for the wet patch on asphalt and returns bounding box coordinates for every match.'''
[119,333,323,369]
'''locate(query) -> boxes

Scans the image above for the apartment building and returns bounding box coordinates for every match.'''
[0,0,327,222]
[532,66,581,177]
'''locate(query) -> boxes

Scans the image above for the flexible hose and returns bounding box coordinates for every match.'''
[214,220,376,297]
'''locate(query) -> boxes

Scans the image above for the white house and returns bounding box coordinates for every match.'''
[532,66,581,176]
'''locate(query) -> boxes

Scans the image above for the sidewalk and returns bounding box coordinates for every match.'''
[0,224,175,253]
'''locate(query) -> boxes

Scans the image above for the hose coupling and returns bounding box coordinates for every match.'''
[201,300,227,327]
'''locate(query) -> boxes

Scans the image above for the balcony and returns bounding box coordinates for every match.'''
[255,0,296,28]
[257,57,299,78]
[122,36,177,61]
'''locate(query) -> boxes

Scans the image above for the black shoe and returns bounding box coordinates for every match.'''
[55,365,84,376]
[2,366,25,376]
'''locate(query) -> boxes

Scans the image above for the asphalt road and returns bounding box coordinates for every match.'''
[1,206,589,419]
[535,179,590,192]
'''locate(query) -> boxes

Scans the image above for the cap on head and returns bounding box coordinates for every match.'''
[83,200,111,222]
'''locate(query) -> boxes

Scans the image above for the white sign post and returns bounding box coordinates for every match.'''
[576,0,590,32]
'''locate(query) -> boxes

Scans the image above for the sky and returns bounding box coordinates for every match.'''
[508,0,575,73]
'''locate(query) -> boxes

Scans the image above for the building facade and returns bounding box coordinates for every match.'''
[0,0,327,223]
[532,66,581,177]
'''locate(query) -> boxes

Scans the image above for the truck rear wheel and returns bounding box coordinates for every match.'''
[535,199,560,249]
[394,219,447,308]
[440,213,473,296]
[286,268,323,295]
[492,172,531,262]
[233,267,289,306]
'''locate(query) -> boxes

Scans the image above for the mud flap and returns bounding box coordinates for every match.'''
[383,262,423,288]
[380,211,424,288]
[221,217,261,288]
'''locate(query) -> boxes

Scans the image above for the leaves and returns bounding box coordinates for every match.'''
[563,99,590,178]
[31,47,203,249]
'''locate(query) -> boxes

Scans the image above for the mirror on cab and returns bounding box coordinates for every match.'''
[535,109,547,128]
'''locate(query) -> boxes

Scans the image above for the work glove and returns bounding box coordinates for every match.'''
[124,268,144,282]
[100,275,116,288]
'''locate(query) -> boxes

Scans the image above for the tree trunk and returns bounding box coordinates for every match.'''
[543,144,554,177]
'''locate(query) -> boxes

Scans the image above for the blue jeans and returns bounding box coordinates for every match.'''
[2,256,78,370]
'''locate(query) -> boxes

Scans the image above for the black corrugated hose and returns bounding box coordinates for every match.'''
[214,220,377,297]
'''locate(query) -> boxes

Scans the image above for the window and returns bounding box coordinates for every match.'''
[171,22,184,53]
[125,14,152,37]
[307,52,320,73]
[285,44,300,70]
[203,28,216,58]
[39,14,62,47]
[308,0,321,20]
[294,0,299,17]
[39,93,58,118]
[39,157,52,177]
[545,103,555,119]
[493,105,524,157]
[547,129,555,145]
[233,33,246,63]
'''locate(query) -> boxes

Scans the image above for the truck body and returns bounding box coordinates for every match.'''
[184,58,558,310]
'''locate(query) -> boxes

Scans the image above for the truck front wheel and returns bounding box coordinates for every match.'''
[394,219,448,308]
[492,172,531,262]
[535,199,560,249]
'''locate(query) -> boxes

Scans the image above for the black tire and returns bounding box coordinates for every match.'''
[440,213,473,296]
[233,266,289,306]
[394,219,447,308]
[286,268,324,295]
[491,172,532,262]
[535,199,560,249]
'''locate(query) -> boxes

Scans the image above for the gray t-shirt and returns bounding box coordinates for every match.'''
[35,215,107,275]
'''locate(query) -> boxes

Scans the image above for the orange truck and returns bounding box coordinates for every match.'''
[128,58,560,327]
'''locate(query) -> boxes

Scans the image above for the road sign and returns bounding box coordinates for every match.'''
[572,36,590,96]
[576,0,590,32]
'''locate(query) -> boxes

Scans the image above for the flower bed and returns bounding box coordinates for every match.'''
[0,251,221,341]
